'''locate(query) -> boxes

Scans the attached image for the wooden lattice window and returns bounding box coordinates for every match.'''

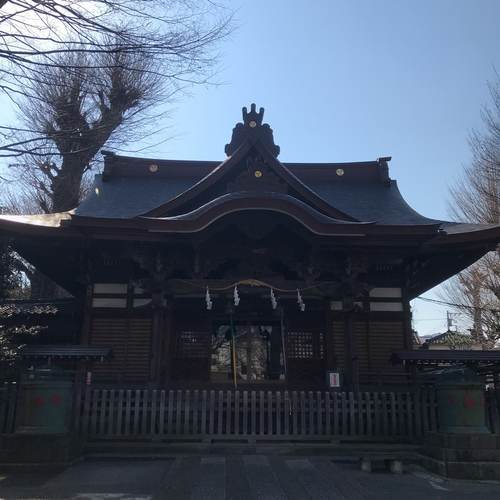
[176,331,209,358]
[287,331,325,359]
[90,316,152,383]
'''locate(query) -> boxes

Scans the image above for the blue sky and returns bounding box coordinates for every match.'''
[2,0,500,335]
[160,0,500,336]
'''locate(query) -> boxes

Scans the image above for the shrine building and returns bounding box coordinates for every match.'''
[1,104,499,391]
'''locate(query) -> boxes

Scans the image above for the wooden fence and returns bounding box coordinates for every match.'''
[75,388,438,442]
[0,382,17,434]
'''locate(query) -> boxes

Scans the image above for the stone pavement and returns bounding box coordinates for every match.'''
[1,456,500,499]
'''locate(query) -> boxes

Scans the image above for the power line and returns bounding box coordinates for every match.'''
[415,296,500,313]
[412,318,449,322]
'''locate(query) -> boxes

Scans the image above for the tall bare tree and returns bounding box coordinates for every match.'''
[0,2,231,299]
[0,0,232,157]
[443,76,500,346]
[9,45,167,213]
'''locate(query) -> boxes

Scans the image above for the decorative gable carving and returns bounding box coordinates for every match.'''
[226,154,287,194]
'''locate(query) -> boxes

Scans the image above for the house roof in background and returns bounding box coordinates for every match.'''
[422,330,476,348]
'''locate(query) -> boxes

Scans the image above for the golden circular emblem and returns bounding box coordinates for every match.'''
[254,170,263,178]
[336,168,344,176]
[149,164,159,173]
[249,120,257,128]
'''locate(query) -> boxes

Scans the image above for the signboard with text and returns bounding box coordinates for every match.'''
[327,371,341,389]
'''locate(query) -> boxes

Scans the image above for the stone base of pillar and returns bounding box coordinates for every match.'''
[0,433,83,467]
[420,432,500,479]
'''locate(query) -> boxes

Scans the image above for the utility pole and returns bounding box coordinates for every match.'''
[447,311,459,331]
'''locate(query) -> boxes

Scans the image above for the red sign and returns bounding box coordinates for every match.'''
[51,394,62,406]
[33,396,44,407]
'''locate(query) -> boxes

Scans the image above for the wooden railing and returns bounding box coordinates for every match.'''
[0,382,17,434]
[75,388,438,442]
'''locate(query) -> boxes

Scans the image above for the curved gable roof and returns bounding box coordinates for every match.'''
[74,158,442,225]
[72,104,442,226]
[141,140,359,221]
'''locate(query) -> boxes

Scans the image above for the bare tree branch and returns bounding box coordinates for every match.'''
[0,0,233,156]
[443,74,500,346]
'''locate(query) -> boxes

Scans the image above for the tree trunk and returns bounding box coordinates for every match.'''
[51,158,85,213]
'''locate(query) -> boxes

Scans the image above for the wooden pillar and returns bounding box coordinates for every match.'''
[79,283,93,345]
[150,291,166,386]
[160,299,174,386]
[402,292,414,384]
[351,315,360,393]
[344,312,354,391]
[77,283,93,386]
[342,294,360,392]
[402,294,413,350]
[324,299,335,375]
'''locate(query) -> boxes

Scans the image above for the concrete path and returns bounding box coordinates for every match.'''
[1,456,500,499]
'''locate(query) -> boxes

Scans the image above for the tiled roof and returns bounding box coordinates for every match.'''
[423,330,475,347]
[75,171,443,225]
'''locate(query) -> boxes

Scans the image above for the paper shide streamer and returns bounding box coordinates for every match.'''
[270,288,277,310]
[205,287,213,310]
[297,289,305,312]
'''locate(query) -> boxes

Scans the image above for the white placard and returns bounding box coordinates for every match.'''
[328,372,341,388]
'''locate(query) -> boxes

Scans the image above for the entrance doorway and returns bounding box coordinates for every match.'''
[211,322,285,384]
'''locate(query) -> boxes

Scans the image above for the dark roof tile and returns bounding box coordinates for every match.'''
[76,168,442,225]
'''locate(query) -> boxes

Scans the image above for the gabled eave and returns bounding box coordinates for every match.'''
[141,138,360,222]
[423,223,500,249]
[0,213,82,240]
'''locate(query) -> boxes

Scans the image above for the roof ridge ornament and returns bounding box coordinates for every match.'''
[225,103,280,158]
[243,103,264,127]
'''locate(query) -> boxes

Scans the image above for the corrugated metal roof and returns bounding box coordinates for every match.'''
[20,345,112,360]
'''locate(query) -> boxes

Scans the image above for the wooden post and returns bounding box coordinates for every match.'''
[150,291,164,385]
[77,283,93,387]
[80,283,93,345]
[324,299,335,380]
[229,310,237,389]
[344,305,356,392]
[402,291,413,350]
[161,299,174,385]
[402,291,414,384]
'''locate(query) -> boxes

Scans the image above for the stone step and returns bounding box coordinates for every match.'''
[423,444,500,462]
[420,454,500,480]
[83,440,421,460]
